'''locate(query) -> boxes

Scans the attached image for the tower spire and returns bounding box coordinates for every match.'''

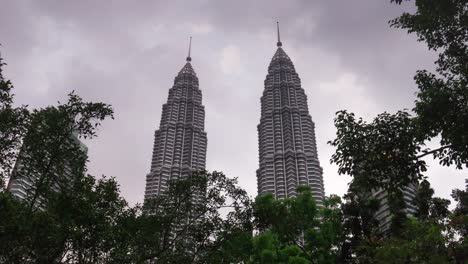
[276,21,282,47]
[186,36,192,62]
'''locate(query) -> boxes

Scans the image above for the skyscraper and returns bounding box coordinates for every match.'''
[372,182,418,232]
[7,133,88,205]
[144,38,207,200]
[256,23,325,204]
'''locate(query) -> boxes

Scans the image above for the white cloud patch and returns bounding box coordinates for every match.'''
[220,44,242,74]
[191,23,214,34]
[131,23,167,50]
[318,72,378,118]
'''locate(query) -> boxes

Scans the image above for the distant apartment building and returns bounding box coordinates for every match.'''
[373,181,418,232]
[7,133,88,204]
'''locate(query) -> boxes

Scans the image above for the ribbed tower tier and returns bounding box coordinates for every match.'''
[145,60,207,200]
[256,45,324,204]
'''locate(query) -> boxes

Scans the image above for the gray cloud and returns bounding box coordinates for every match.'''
[1,0,464,205]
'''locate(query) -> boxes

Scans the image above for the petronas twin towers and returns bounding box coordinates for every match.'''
[145,25,325,203]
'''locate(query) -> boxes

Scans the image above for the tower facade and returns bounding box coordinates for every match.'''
[256,24,325,204]
[7,133,87,207]
[144,45,207,200]
[373,182,418,232]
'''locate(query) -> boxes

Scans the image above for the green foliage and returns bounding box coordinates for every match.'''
[415,179,435,219]
[0,175,131,263]
[252,187,346,263]
[254,186,318,245]
[329,110,422,236]
[373,218,451,263]
[329,110,425,192]
[52,175,131,263]
[0,54,29,190]
[329,1,467,260]
[207,228,253,263]
[0,60,253,263]
[330,0,467,240]
[251,231,310,264]
[15,93,114,211]
[447,180,468,262]
[0,49,120,263]
[304,195,343,263]
[131,171,253,263]
[251,231,280,263]
[391,0,468,169]
[339,190,380,262]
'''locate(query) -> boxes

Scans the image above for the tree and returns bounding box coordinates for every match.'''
[447,180,468,263]
[252,186,344,264]
[373,218,451,263]
[0,48,118,263]
[415,179,435,219]
[339,189,380,263]
[253,186,318,257]
[305,194,343,263]
[12,92,114,212]
[52,175,133,263]
[415,179,451,224]
[329,0,467,236]
[0,174,133,263]
[2,169,253,263]
[329,110,424,236]
[329,111,425,192]
[123,171,253,263]
[0,50,29,190]
[0,58,252,262]
[390,0,468,169]
[250,231,310,264]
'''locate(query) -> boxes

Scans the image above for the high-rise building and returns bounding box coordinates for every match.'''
[256,23,325,204]
[373,182,419,232]
[7,132,88,204]
[144,38,207,200]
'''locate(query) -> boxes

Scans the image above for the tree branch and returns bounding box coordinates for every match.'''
[416,144,453,159]
[293,238,313,261]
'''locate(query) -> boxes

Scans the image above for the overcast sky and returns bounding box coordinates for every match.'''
[1,0,465,205]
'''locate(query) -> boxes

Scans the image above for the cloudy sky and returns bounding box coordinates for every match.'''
[1,0,465,205]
